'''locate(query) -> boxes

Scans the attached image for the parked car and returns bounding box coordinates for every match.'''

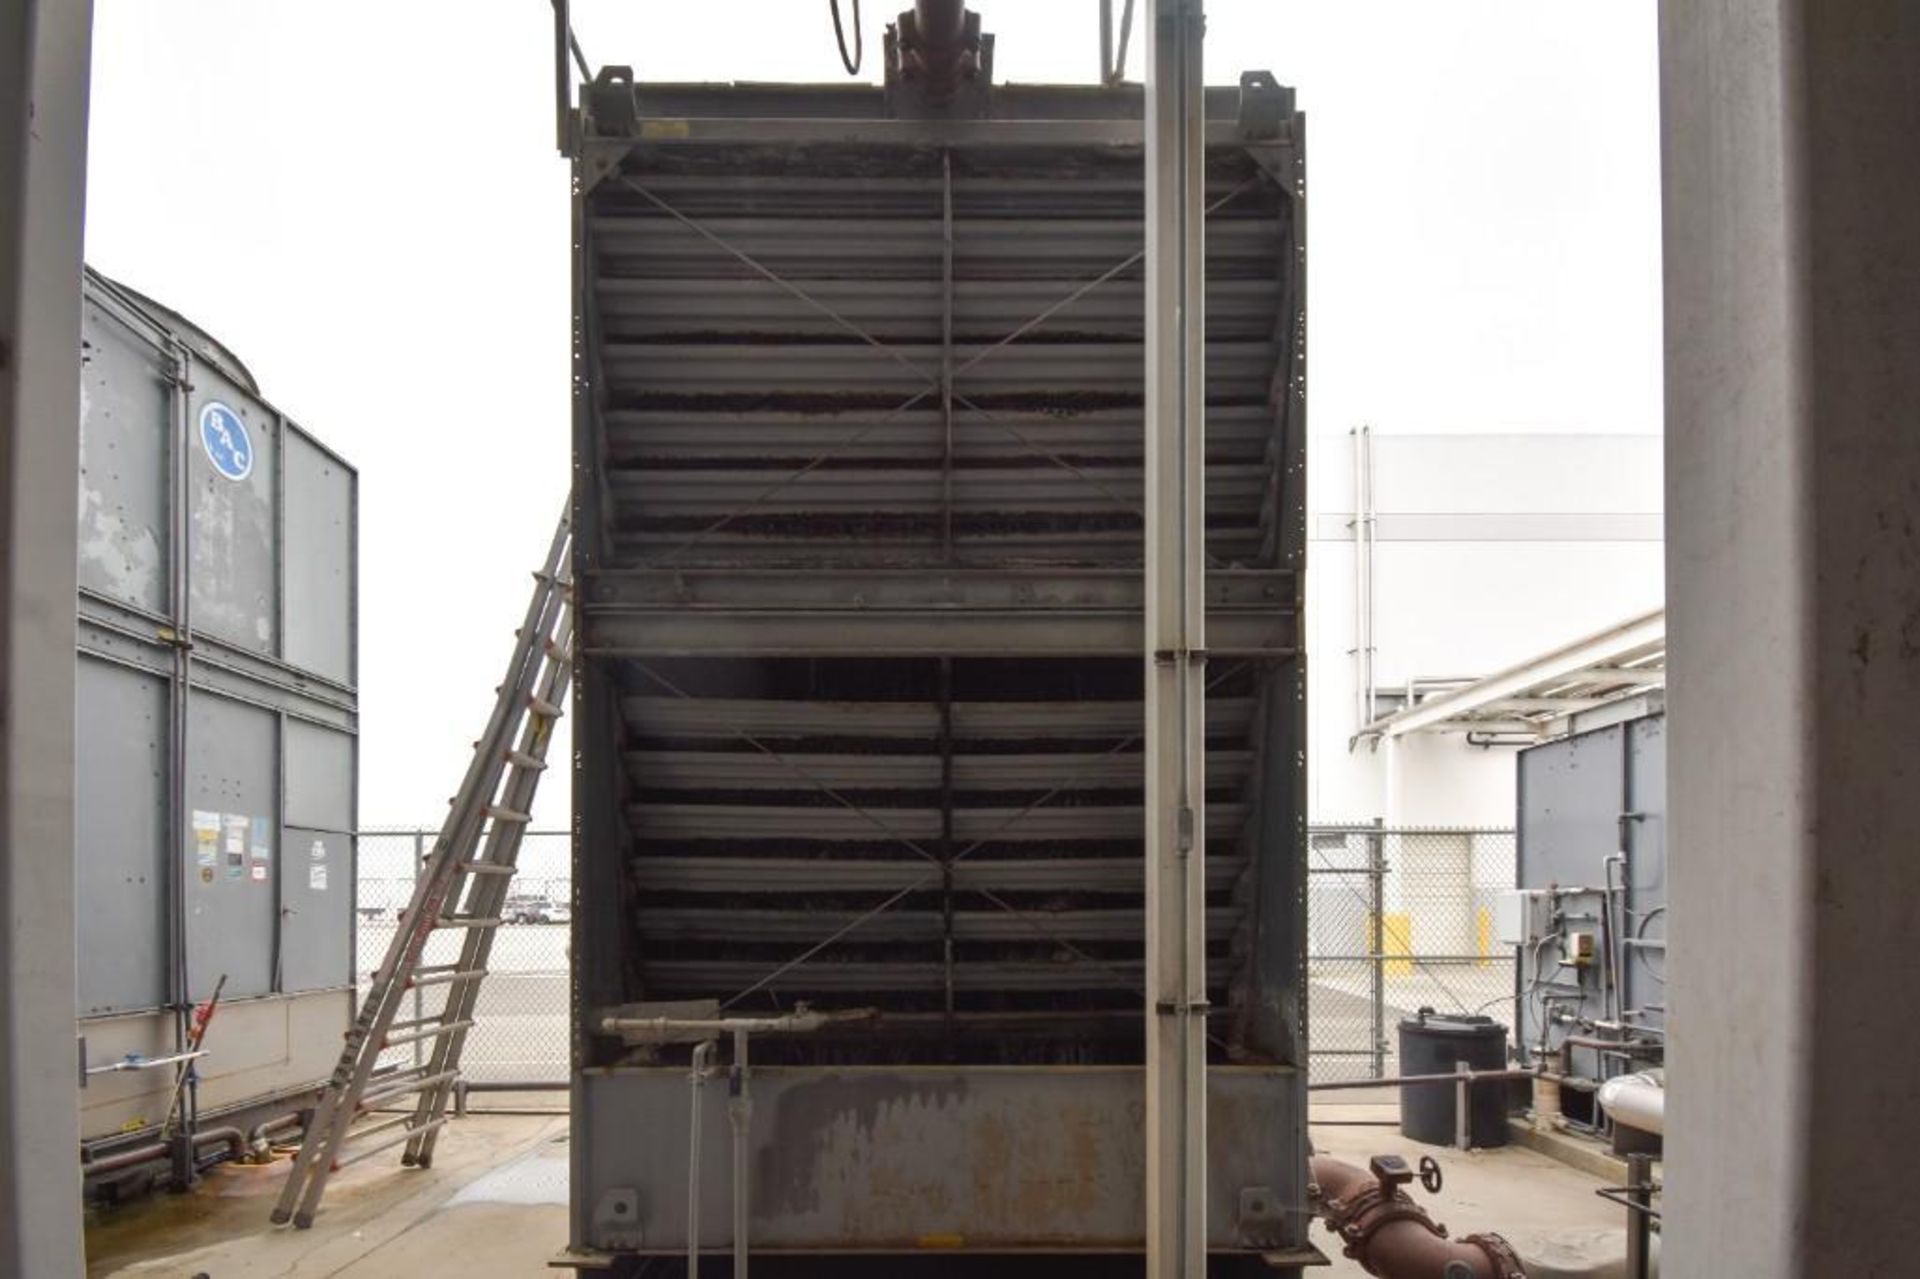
[504,894,569,925]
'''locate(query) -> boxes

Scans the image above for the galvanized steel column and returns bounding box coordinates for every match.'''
[0,0,91,1270]
[1144,1,1207,1275]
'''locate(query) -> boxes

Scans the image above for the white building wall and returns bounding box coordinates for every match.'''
[1307,432,1664,827]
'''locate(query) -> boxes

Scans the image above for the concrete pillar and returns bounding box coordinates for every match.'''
[1662,3,1920,1274]
[0,0,90,1271]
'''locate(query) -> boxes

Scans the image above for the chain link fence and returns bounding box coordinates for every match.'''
[355,829,573,1088]
[1307,825,1517,1083]
[355,825,1514,1093]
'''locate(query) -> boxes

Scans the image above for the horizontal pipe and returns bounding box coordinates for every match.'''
[82,1142,167,1177]
[1596,1070,1665,1136]
[83,1125,248,1178]
[598,1007,877,1041]
[1308,1068,1537,1093]
[249,1113,303,1150]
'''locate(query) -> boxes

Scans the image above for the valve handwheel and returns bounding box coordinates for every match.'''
[1419,1155,1444,1195]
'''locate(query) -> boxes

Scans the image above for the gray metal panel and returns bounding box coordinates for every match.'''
[76,297,171,615]
[1516,714,1669,1054]
[184,692,278,1000]
[579,1065,1302,1253]
[1517,723,1626,892]
[279,828,351,992]
[1623,715,1667,1029]
[75,655,169,1015]
[281,428,354,684]
[284,718,353,833]
[188,364,278,655]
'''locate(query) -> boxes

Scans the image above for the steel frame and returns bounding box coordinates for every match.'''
[564,38,1309,1267]
[1143,2,1210,1274]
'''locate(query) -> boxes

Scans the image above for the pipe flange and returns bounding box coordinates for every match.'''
[1323,1186,1453,1259]
[1462,1231,1530,1279]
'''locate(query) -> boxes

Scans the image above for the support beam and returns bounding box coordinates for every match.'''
[1143,2,1207,1276]
[1662,2,1920,1274]
[0,0,91,1271]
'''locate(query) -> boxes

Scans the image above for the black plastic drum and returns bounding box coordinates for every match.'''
[1398,1008,1510,1148]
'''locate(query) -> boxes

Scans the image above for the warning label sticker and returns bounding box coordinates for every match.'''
[192,811,219,868]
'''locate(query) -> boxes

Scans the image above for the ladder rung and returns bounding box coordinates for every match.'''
[409,967,489,989]
[505,750,548,771]
[359,1069,460,1112]
[383,1018,475,1050]
[528,695,563,718]
[485,805,531,824]
[437,916,503,930]
[461,861,516,876]
[333,1116,450,1171]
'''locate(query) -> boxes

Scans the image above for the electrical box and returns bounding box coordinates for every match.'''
[1494,889,1551,946]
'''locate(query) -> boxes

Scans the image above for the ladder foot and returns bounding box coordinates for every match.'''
[415,1155,434,1170]
[401,1152,418,1167]
[293,1211,315,1230]
[270,1208,292,1226]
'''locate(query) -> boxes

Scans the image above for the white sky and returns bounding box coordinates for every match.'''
[83,1,1662,853]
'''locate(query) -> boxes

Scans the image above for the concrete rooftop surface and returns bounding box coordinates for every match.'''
[85,1106,1630,1278]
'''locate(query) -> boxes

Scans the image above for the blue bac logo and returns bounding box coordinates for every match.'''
[199,402,254,482]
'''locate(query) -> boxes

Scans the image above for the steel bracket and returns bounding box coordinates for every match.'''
[1237,70,1293,140]
[586,66,638,135]
[1236,1184,1287,1248]
[590,1186,645,1251]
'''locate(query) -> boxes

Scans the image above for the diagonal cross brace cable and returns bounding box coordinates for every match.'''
[625,658,1252,1009]
[620,175,1267,565]
[629,662,1178,1010]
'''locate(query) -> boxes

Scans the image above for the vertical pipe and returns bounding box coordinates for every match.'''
[687,1040,715,1277]
[1625,1152,1653,1279]
[1113,0,1137,84]
[729,1029,750,1279]
[1454,1059,1471,1150]
[1351,426,1365,732]
[1369,820,1386,1080]
[168,344,197,1187]
[1144,2,1207,1274]
[1100,0,1114,83]
[1361,424,1376,724]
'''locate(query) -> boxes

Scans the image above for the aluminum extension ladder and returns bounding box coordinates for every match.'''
[272,513,573,1228]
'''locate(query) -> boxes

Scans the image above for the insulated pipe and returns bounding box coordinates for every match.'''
[1597,1070,1665,1136]
[1311,1155,1530,1278]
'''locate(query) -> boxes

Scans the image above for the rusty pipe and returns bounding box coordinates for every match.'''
[1311,1155,1530,1279]
[83,1125,248,1178]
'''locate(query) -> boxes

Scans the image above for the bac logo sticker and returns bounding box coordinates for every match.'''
[198,402,254,481]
